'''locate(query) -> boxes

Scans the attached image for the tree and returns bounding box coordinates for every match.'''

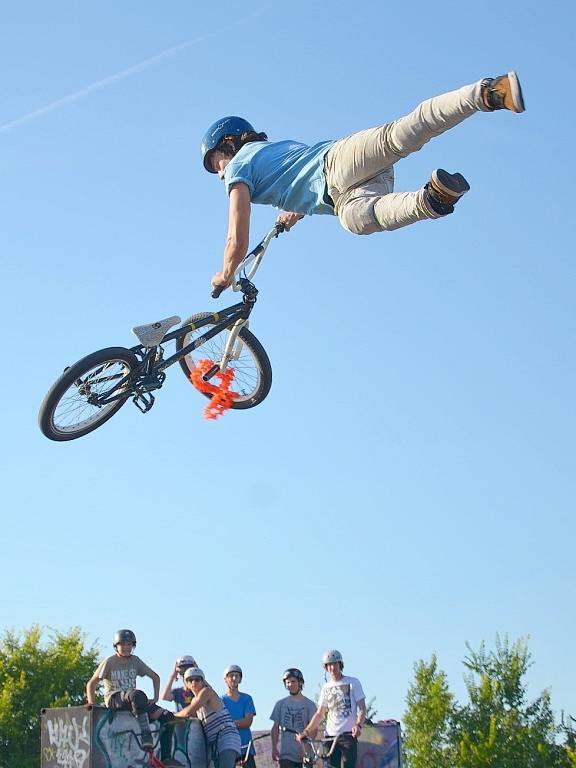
[403,637,571,768]
[560,714,576,768]
[0,625,100,768]
[452,635,562,768]
[403,655,454,768]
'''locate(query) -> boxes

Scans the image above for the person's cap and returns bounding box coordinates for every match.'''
[176,655,197,667]
[184,667,205,681]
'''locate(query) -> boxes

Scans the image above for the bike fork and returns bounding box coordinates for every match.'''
[201,320,246,382]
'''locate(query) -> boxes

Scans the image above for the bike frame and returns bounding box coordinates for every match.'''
[93,225,283,409]
[280,727,341,768]
[111,726,168,767]
[237,732,270,766]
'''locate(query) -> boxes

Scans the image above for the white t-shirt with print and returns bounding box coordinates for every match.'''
[318,675,365,737]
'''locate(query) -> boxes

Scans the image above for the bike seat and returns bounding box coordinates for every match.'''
[131,315,182,347]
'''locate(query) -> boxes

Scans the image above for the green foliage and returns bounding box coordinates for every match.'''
[453,636,559,768]
[403,655,454,768]
[365,696,378,724]
[403,636,570,768]
[560,714,576,767]
[0,625,99,768]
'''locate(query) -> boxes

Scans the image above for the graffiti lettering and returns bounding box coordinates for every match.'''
[45,715,89,768]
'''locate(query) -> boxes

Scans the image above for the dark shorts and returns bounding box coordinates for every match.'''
[107,689,165,718]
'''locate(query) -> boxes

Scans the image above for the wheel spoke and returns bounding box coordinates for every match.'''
[52,361,130,433]
[182,325,261,402]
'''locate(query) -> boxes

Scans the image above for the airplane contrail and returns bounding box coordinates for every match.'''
[0,32,213,134]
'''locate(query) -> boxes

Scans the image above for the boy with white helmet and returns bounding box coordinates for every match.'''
[297,650,366,768]
[175,667,241,768]
[161,655,198,711]
[222,664,257,768]
[270,668,317,768]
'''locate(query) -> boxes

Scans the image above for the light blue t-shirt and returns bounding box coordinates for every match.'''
[224,139,336,216]
[221,692,256,753]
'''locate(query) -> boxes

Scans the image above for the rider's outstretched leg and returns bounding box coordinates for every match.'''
[337,168,470,234]
[326,73,524,234]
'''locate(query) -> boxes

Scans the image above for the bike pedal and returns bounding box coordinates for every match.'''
[132,392,155,413]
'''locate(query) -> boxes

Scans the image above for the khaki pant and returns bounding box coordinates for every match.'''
[324,80,487,234]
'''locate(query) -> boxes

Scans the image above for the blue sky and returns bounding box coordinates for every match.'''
[1,0,574,731]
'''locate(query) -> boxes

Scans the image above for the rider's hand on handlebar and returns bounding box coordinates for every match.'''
[275,211,304,231]
[211,271,232,298]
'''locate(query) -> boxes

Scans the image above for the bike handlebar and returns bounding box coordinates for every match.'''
[211,223,285,299]
[279,727,342,756]
[211,284,226,299]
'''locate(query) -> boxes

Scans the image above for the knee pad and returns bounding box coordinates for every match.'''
[127,688,149,714]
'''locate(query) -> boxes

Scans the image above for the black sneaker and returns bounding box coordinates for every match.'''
[423,169,470,216]
[162,759,185,767]
[481,71,525,113]
[141,730,154,751]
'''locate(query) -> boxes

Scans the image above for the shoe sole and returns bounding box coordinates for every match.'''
[431,169,470,199]
[507,70,525,113]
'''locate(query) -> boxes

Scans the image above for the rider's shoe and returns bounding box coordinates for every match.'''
[162,759,185,767]
[140,729,154,751]
[481,71,525,112]
[423,169,470,216]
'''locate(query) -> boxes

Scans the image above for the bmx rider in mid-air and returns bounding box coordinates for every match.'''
[200,72,525,294]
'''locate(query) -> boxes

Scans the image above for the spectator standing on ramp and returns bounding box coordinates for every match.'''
[174,667,241,768]
[161,655,198,711]
[270,668,317,768]
[222,664,258,768]
[297,650,366,768]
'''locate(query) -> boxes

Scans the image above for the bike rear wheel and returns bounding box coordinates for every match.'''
[176,313,272,409]
[39,347,139,441]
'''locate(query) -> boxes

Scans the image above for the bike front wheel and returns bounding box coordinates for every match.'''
[176,313,272,409]
[39,347,140,441]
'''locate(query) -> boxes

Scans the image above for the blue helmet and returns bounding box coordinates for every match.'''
[201,116,256,173]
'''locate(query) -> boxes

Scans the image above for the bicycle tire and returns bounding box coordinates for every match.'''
[176,313,272,409]
[39,347,140,441]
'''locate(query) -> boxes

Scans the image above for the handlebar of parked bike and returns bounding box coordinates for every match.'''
[211,223,286,299]
[279,727,342,759]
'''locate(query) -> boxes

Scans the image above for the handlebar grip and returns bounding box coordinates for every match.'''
[211,285,226,299]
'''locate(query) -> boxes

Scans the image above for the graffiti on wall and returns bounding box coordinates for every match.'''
[95,712,160,768]
[42,713,90,768]
[358,721,401,768]
[251,722,401,768]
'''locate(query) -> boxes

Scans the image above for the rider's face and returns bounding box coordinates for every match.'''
[225,672,241,690]
[211,150,231,179]
[285,677,301,694]
[325,662,342,680]
[186,677,205,693]
[115,642,133,657]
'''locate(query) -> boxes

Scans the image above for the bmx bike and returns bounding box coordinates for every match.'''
[236,732,270,766]
[113,720,186,768]
[280,727,342,768]
[39,225,284,441]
